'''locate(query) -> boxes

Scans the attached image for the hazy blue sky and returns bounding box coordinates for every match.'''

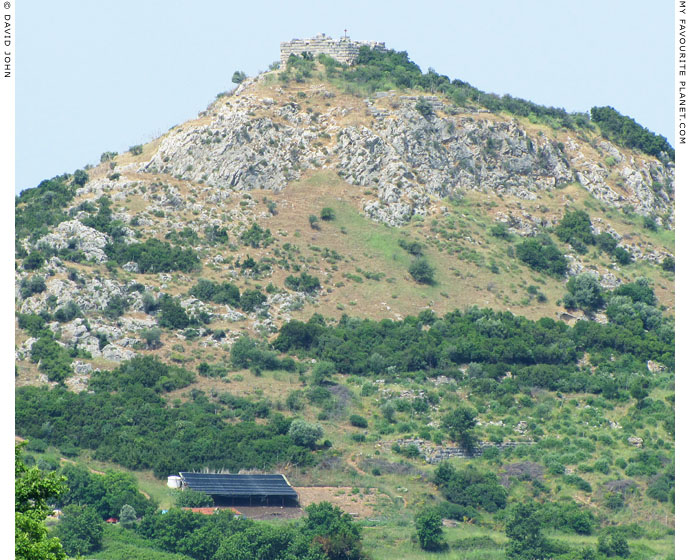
[16,0,674,193]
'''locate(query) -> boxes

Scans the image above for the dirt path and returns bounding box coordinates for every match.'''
[59,457,105,475]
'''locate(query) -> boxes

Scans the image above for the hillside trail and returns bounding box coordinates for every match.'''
[346,453,367,476]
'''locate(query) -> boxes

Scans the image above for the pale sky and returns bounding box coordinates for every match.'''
[16,1,674,192]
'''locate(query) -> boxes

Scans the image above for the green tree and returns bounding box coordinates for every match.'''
[73,169,89,186]
[232,70,247,84]
[597,527,630,557]
[320,207,336,221]
[505,502,549,560]
[311,360,336,385]
[140,327,163,349]
[414,508,446,551]
[563,273,604,313]
[23,251,45,270]
[119,504,137,528]
[302,501,365,560]
[442,405,478,452]
[408,258,435,284]
[288,419,323,449]
[175,489,214,508]
[555,209,594,246]
[630,377,650,408]
[55,504,104,557]
[15,444,67,560]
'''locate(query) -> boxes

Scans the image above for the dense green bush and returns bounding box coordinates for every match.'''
[414,508,446,551]
[273,305,673,379]
[55,505,104,557]
[597,526,630,557]
[285,272,321,293]
[516,235,567,277]
[591,105,674,160]
[129,144,144,155]
[16,175,75,240]
[442,405,478,452]
[563,273,604,313]
[288,419,323,449]
[20,275,47,298]
[433,462,507,512]
[23,251,45,270]
[30,336,73,382]
[320,207,336,220]
[58,464,157,519]
[239,223,273,248]
[175,489,214,508]
[555,210,595,247]
[349,414,368,428]
[158,295,192,330]
[238,289,267,312]
[106,238,199,273]
[190,279,240,306]
[408,258,435,284]
[398,238,424,255]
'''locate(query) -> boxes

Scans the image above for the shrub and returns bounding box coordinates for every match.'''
[598,527,630,557]
[73,169,89,186]
[140,327,162,349]
[190,279,240,306]
[104,295,129,319]
[591,105,674,160]
[240,223,272,248]
[613,246,632,264]
[54,301,82,323]
[309,215,320,229]
[595,232,619,254]
[555,210,595,247]
[175,489,214,508]
[320,207,336,220]
[285,272,321,293]
[436,501,478,522]
[232,70,247,84]
[563,273,604,313]
[489,223,512,239]
[442,405,478,452]
[661,256,675,272]
[350,414,368,428]
[56,505,104,557]
[516,235,568,277]
[398,239,424,255]
[415,508,446,551]
[408,258,435,284]
[23,251,45,270]
[129,145,144,155]
[158,295,191,330]
[433,463,507,513]
[20,275,47,298]
[311,360,336,385]
[288,419,323,449]
[238,289,267,312]
[415,97,434,119]
[106,238,199,273]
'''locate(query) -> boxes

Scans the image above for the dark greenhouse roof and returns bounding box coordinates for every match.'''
[179,473,298,498]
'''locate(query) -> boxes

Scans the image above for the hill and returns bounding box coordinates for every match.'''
[15,45,674,560]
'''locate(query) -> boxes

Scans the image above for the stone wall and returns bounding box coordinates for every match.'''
[396,439,535,464]
[280,33,386,67]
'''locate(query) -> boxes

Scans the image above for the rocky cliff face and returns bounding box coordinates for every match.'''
[134,77,674,228]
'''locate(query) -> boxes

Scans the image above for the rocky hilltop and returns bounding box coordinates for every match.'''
[15,57,675,382]
[135,77,672,228]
